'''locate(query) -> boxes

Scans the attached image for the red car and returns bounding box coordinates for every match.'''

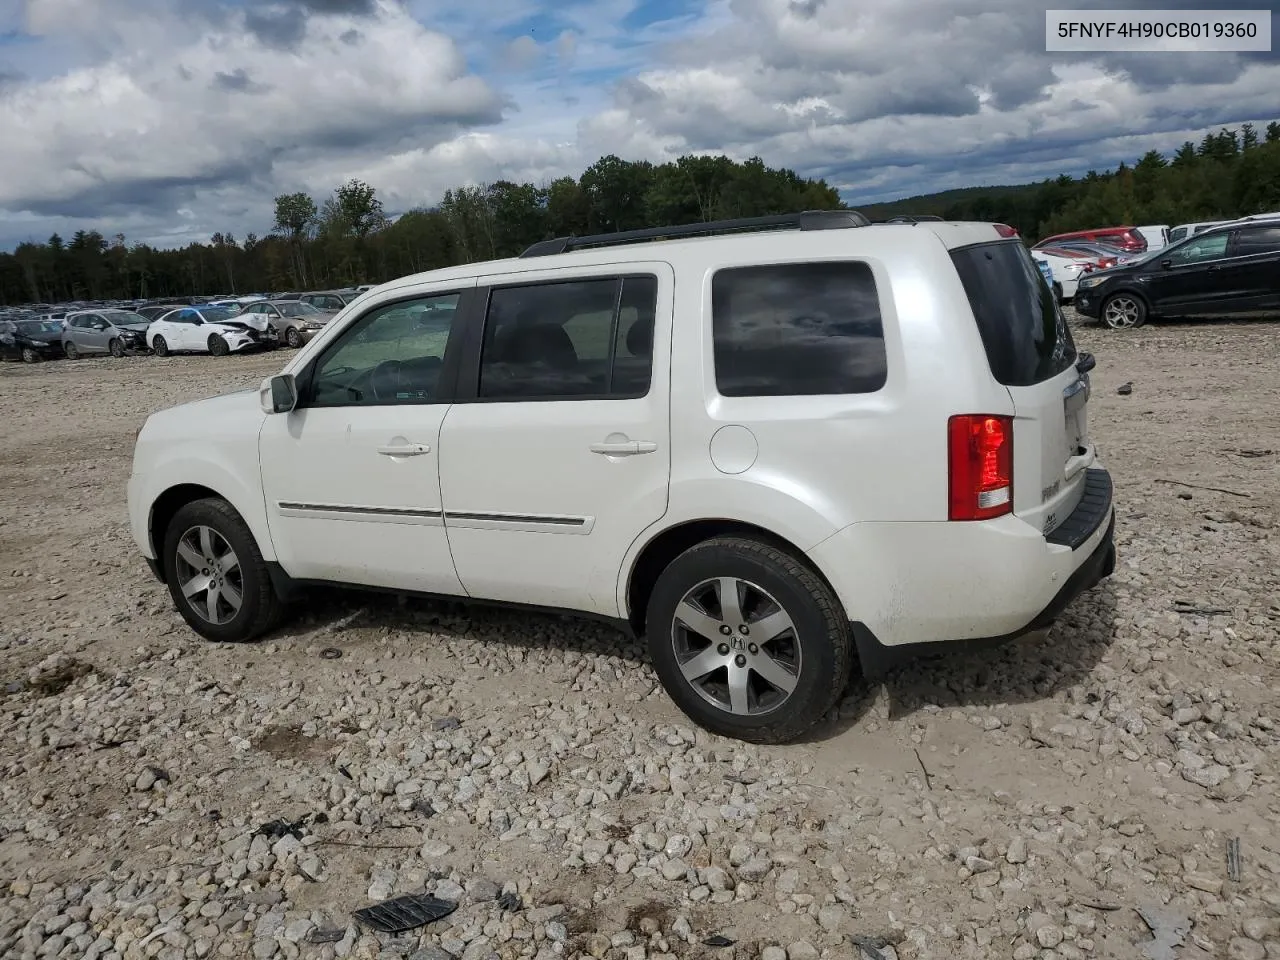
[1033,226,1147,253]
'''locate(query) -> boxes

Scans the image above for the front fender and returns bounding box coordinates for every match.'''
[129,443,272,562]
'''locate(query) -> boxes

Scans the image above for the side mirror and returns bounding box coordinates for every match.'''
[1160,259,1173,270]
[1075,351,1096,375]
[260,374,297,414]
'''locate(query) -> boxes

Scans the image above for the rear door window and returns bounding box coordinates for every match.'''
[1230,225,1280,256]
[711,261,888,397]
[950,240,1077,387]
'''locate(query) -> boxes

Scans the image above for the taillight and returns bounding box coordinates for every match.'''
[948,415,1013,521]
[994,223,1019,238]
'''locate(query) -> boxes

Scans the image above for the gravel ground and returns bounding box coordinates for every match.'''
[1,313,1279,960]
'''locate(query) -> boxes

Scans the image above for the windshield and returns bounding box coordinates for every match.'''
[17,320,64,335]
[276,302,321,317]
[199,306,241,323]
[102,310,150,326]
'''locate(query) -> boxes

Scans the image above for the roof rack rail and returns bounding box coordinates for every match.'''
[518,209,871,258]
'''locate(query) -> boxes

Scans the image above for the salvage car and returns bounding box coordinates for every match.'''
[0,319,67,363]
[128,211,1114,743]
[62,309,153,358]
[1075,219,1280,329]
[146,305,278,357]
[239,299,337,347]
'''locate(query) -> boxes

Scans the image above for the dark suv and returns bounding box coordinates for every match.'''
[1075,220,1280,330]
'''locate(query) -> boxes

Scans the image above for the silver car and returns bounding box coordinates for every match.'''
[62,309,152,359]
[240,299,337,348]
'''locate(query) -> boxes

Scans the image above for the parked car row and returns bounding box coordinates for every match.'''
[0,288,367,362]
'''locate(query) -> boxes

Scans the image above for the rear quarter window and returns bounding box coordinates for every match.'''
[711,261,888,397]
[950,240,1076,387]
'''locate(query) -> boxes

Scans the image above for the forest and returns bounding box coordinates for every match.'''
[2,120,1277,305]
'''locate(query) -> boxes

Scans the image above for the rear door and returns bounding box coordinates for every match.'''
[437,265,672,616]
[950,240,1091,537]
[1225,224,1280,313]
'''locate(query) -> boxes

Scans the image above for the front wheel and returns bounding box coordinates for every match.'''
[21,347,39,363]
[64,341,79,360]
[1101,293,1147,330]
[645,537,854,744]
[162,498,288,643]
[109,338,125,358]
[208,334,230,357]
[152,336,169,357]
[285,327,302,348]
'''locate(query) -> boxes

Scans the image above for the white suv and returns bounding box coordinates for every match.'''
[127,212,1115,743]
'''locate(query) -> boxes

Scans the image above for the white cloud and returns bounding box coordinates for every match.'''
[1,0,1278,249]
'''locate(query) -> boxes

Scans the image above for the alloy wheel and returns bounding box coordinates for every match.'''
[1103,296,1141,329]
[173,525,243,625]
[670,577,801,716]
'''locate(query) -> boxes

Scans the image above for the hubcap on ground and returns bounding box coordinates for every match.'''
[671,577,801,716]
[1104,297,1140,329]
[174,525,243,624]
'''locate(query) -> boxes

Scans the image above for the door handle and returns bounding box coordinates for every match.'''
[589,440,658,456]
[377,443,431,456]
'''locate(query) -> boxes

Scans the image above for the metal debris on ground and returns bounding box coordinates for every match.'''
[1137,904,1192,960]
[702,934,736,947]
[305,928,346,944]
[319,647,342,659]
[496,892,522,912]
[1227,836,1242,882]
[352,893,457,933]
[253,816,309,840]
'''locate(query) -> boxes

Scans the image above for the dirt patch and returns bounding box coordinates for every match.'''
[253,723,339,759]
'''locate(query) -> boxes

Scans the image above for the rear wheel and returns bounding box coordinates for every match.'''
[1101,293,1146,330]
[64,341,79,360]
[109,338,124,358]
[208,334,230,357]
[645,537,854,744]
[152,336,169,357]
[162,498,288,643]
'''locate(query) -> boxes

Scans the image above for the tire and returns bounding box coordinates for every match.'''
[64,341,79,360]
[644,536,853,744]
[1052,282,1063,303]
[153,336,169,357]
[161,497,288,643]
[285,326,302,348]
[109,338,124,358]
[21,347,38,363]
[1101,293,1147,330]
[208,334,230,357]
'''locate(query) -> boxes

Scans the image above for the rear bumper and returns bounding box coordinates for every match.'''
[808,468,1116,676]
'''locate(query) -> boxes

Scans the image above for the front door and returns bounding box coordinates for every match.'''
[1143,231,1232,316]
[438,265,673,616]
[258,285,475,593]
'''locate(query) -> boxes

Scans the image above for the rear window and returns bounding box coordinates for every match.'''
[711,261,888,397]
[950,240,1076,387]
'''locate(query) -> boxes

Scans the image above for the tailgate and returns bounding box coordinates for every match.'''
[950,238,1090,537]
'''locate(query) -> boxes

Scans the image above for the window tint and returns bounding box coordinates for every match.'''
[950,241,1077,387]
[1168,232,1228,264]
[306,293,461,407]
[478,276,656,400]
[711,261,887,397]
[1233,225,1280,255]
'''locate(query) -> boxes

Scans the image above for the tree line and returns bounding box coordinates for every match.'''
[2,120,1278,306]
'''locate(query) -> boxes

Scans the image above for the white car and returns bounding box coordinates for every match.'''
[146,305,278,357]
[1030,247,1095,300]
[127,212,1115,743]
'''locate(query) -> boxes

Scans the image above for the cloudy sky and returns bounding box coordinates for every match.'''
[1,0,1277,250]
